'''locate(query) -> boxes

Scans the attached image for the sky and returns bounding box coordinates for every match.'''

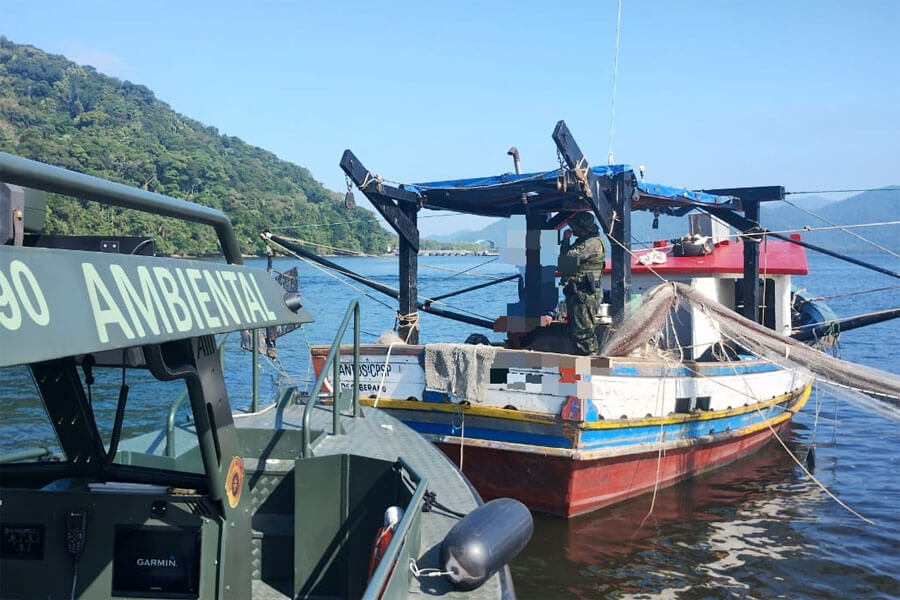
[3,0,899,236]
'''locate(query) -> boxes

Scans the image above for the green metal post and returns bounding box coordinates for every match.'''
[333,340,341,435]
[251,329,259,412]
[353,303,360,417]
[302,300,359,457]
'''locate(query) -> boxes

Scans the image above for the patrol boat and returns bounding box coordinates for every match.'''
[0,153,531,598]
[266,121,900,518]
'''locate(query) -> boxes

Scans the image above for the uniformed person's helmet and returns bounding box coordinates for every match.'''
[570,211,598,234]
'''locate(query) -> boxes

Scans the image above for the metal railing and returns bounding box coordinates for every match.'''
[302,300,360,458]
[362,458,426,600]
[165,335,229,457]
[0,447,53,464]
[0,152,243,264]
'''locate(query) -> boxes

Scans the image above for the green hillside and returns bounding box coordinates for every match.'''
[0,37,393,256]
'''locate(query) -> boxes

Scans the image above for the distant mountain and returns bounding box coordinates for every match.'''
[0,37,393,255]
[430,219,507,246]
[761,188,899,252]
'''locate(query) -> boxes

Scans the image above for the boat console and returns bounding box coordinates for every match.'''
[1,152,530,599]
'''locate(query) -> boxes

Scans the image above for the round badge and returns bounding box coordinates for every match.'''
[225,456,245,508]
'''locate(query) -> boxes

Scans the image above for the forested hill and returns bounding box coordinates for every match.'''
[0,37,393,255]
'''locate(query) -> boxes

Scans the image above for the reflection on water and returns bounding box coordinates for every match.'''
[514,434,815,599]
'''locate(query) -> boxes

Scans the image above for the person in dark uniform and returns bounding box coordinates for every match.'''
[558,212,606,355]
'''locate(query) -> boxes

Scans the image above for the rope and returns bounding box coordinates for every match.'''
[631,220,900,249]
[372,341,397,409]
[787,187,899,195]
[608,0,623,165]
[781,198,900,258]
[267,212,462,231]
[753,401,874,525]
[637,352,673,531]
[672,344,875,525]
[397,312,420,343]
[265,237,398,312]
[681,302,876,525]
[421,490,467,519]
[273,235,376,258]
[433,256,500,282]
[816,284,900,301]
[268,236,498,323]
[409,558,454,580]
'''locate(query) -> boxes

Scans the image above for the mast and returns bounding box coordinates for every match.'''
[340,150,421,343]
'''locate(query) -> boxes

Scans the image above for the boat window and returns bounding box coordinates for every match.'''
[87,366,205,475]
[0,366,66,464]
[762,278,777,330]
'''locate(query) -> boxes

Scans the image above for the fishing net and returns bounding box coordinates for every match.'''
[424,343,498,403]
[601,282,900,406]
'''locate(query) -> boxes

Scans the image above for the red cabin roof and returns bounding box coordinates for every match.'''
[603,234,808,276]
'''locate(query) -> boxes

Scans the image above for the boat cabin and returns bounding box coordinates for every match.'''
[330,120,804,357]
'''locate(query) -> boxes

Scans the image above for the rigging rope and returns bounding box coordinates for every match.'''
[787,187,899,196]
[266,211,461,231]
[266,236,497,322]
[265,238,398,312]
[815,284,900,301]
[608,0,623,165]
[781,198,900,258]
[621,297,879,525]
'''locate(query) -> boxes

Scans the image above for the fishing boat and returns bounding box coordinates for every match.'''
[266,121,900,518]
[0,153,532,598]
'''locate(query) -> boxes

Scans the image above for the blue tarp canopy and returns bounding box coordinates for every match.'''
[400,165,735,217]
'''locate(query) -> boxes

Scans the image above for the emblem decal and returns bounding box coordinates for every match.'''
[225,456,244,508]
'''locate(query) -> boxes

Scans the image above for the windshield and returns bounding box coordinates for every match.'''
[0,366,65,464]
[1,355,208,478]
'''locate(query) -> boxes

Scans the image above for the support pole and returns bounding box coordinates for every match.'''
[742,200,761,323]
[609,172,633,317]
[399,202,419,344]
[524,211,544,327]
[251,330,259,412]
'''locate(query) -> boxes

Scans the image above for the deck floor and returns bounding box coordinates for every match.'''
[234,399,505,600]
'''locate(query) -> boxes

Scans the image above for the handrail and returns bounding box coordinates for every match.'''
[363,458,427,600]
[302,300,361,458]
[0,447,53,464]
[165,335,229,457]
[0,152,243,264]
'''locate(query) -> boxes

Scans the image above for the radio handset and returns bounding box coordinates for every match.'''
[66,511,87,556]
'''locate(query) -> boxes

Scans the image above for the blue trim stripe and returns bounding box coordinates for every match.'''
[579,404,786,449]
[393,400,791,451]
[608,362,779,377]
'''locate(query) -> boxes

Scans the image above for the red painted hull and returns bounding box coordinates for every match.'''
[436,421,791,517]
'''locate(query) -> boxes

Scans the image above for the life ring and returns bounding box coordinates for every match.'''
[367,506,404,580]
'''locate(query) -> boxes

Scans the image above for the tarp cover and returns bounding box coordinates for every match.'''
[401,166,733,217]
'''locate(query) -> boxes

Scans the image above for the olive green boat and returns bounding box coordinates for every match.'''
[0,154,531,599]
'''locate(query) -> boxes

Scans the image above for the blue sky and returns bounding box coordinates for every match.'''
[4,0,899,235]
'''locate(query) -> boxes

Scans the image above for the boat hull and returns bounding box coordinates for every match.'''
[434,416,794,517]
[312,345,810,517]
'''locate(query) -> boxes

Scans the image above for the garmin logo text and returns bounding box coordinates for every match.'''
[136,557,178,568]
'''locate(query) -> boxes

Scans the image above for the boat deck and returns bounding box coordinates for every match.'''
[159,399,507,599]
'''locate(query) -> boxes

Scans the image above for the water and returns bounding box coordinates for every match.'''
[2,251,898,599]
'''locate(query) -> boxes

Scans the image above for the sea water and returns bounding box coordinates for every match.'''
[1,252,898,599]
